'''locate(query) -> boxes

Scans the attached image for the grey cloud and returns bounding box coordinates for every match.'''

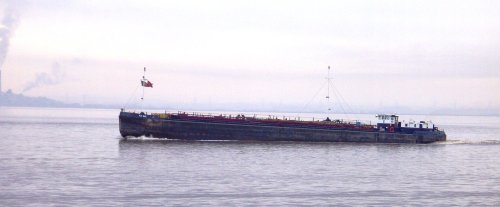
[23,62,66,93]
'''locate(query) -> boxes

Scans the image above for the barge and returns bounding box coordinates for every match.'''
[119,67,446,143]
[119,111,446,144]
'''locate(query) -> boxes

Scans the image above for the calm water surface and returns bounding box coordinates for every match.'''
[1,107,499,206]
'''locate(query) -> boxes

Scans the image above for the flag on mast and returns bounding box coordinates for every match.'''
[141,79,153,88]
[141,78,153,88]
[141,67,153,88]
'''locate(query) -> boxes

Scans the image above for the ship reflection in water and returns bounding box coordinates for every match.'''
[116,135,499,206]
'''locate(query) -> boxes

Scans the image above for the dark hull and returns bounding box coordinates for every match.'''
[119,112,446,144]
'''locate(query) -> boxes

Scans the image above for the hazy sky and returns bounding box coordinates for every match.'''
[1,0,499,113]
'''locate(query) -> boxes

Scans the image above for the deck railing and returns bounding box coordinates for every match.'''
[138,110,374,128]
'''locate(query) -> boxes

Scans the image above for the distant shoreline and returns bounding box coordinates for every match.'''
[0,90,115,109]
[1,91,498,116]
[1,106,499,117]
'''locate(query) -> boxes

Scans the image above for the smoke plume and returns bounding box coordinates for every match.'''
[0,1,20,68]
[23,62,66,93]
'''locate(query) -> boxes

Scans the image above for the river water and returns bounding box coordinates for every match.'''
[0,107,499,206]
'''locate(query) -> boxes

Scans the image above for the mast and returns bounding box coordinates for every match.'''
[141,67,146,111]
[326,66,331,112]
[141,67,146,100]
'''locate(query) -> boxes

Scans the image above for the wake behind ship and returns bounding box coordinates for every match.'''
[119,67,446,144]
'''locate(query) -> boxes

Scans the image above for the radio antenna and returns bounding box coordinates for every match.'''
[326,66,332,112]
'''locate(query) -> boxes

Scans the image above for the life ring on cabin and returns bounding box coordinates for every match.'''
[389,126,395,133]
